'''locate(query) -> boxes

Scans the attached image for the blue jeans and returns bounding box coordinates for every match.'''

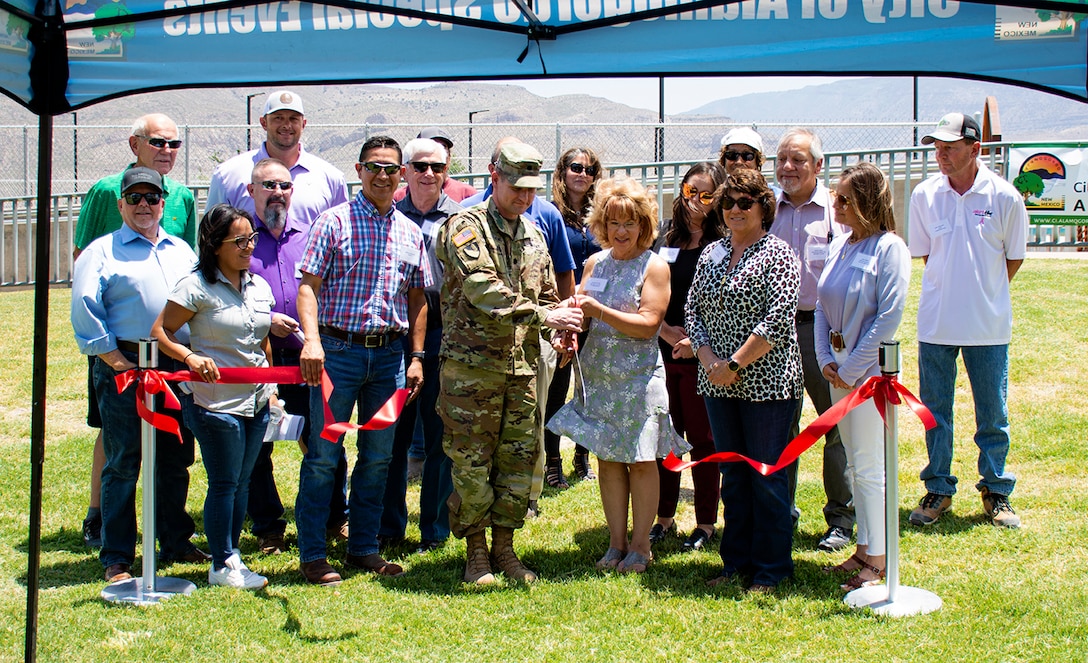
[182,395,267,568]
[296,335,404,563]
[705,395,798,587]
[93,353,197,568]
[918,342,1015,497]
[380,328,451,542]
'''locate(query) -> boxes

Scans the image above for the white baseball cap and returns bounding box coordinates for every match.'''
[263,90,305,116]
[720,127,764,154]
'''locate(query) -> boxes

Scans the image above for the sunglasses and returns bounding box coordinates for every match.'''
[260,180,293,191]
[723,150,757,162]
[138,136,183,149]
[721,195,758,211]
[835,194,853,208]
[222,232,260,249]
[360,162,401,176]
[568,163,599,177]
[122,192,163,205]
[681,182,715,206]
[410,161,448,174]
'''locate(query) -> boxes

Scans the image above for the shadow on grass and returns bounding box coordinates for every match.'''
[254,591,360,644]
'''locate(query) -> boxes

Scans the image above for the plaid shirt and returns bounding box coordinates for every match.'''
[299,190,431,334]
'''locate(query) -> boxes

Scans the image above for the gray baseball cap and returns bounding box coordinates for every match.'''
[121,167,163,193]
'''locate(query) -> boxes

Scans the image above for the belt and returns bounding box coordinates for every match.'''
[829,330,846,352]
[795,309,815,323]
[116,340,141,353]
[318,325,400,348]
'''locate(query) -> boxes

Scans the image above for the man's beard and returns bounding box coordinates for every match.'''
[264,202,287,231]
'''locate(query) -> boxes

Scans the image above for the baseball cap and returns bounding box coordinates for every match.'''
[263,90,305,116]
[921,112,981,144]
[418,127,454,149]
[496,143,545,189]
[121,167,164,193]
[720,127,764,154]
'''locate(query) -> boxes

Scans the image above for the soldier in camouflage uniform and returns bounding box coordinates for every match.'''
[436,143,584,584]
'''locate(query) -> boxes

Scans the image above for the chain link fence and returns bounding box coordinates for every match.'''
[1,120,930,198]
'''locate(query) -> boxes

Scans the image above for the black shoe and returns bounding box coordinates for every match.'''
[526,500,540,519]
[377,535,404,552]
[161,545,211,564]
[681,527,713,552]
[817,526,852,552]
[573,453,597,481]
[648,522,676,545]
[416,539,445,554]
[82,513,102,549]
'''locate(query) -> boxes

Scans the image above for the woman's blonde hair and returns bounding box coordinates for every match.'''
[586,177,659,252]
[838,161,896,235]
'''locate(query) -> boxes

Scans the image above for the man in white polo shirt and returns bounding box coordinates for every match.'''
[908,112,1028,529]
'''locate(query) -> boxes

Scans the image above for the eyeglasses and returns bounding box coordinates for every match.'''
[360,162,401,176]
[606,220,639,232]
[410,161,448,174]
[122,192,163,205]
[835,194,853,208]
[137,136,183,150]
[222,232,260,249]
[723,150,757,163]
[721,195,758,211]
[260,180,293,191]
[568,163,599,177]
[682,183,715,206]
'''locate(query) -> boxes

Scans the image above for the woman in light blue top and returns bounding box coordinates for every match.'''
[815,163,911,591]
[153,204,278,590]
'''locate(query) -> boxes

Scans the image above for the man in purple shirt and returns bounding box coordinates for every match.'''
[243,158,350,555]
[206,90,349,225]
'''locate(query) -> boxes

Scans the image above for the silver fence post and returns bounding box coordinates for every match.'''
[844,340,942,616]
[101,338,196,604]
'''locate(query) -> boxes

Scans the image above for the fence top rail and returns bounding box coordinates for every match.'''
[4,120,940,130]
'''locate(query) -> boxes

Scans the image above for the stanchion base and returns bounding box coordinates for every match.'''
[844,585,942,616]
[101,576,197,605]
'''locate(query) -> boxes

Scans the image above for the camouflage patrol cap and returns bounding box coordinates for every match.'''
[496,143,545,189]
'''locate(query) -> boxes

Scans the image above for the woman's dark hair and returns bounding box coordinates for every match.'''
[838,161,896,235]
[197,204,254,283]
[666,161,727,248]
[552,147,604,230]
[719,169,776,231]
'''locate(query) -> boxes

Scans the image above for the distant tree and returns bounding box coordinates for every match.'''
[6,14,29,39]
[1014,172,1045,202]
[1036,1,1088,32]
[91,2,134,54]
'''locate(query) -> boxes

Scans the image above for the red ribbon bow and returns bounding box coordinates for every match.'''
[663,374,936,476]
[116,366,409,444]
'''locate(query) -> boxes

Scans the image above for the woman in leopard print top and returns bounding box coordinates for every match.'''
[685,169,803,593]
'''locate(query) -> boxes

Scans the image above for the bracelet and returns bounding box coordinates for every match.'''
[183,351,196,363]
[409,351,425,360]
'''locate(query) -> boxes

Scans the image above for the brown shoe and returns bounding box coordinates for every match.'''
[257,532,287,555]
[908,493,952,526]
[345,553,404,577]
[980,487,1021,529]
[300,559,342,586]
[464,531,495,585]
[163,546,212,564]
[104,563,132,583]
[326,521,349,542]
[490,526,537,583]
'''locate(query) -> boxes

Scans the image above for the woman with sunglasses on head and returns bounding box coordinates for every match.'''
[815,162,910,591]
[686,169,802,593]
[548,177,686,574]
[649,161,727,553]
[543,147,605,488]
[152,204,279,590]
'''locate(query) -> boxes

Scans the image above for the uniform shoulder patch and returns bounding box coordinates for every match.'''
[452,227,477,247]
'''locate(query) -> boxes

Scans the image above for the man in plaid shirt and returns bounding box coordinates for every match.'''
[295,135,431,586]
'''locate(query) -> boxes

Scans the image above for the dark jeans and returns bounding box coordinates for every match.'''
[657,362,719,525]
[706,395,798,587]
[247,348,349,537]
[94,352,197,568]
[380,328,452,542]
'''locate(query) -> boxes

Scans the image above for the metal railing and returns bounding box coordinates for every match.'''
[3,141,1085,287]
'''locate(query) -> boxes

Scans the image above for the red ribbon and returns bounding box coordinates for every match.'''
[662,374,936,477]
[115,366,408,444]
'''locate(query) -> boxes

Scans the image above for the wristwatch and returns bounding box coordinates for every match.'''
[726,357,741,373]
[409,351,426,360]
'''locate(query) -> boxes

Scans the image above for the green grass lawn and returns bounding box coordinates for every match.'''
[2,258,1087,662]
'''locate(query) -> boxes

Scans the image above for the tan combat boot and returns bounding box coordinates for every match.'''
[463,530,496,585]
[490,526,537,583]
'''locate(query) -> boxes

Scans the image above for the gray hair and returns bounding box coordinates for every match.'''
[402,138,448,164]
[130,113,176,137]
[777,127,823,164]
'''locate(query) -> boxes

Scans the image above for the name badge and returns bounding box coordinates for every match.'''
[658,247,679,263]
[709,244,727,264]
[422,220,439,238]
[930,222,951,237]
[398,244,420,267]
[584,277,607,292]
[805,243,829,262]
[294,262,303,279]
[851,253,877,274]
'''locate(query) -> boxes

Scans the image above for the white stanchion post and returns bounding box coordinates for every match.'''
[101,339,196,604]
[844,340,942,616]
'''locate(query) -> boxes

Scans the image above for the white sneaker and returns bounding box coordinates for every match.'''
[209,551,268,589]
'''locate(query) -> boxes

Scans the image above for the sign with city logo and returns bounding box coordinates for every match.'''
[1010,147,1088,224]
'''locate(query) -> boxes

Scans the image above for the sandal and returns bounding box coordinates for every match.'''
[822,553,867,575]
[545,458,569,489]
[841,560,886,590]
[595,547,626,570]
[617,550,652,574]
[573,452,597,481]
